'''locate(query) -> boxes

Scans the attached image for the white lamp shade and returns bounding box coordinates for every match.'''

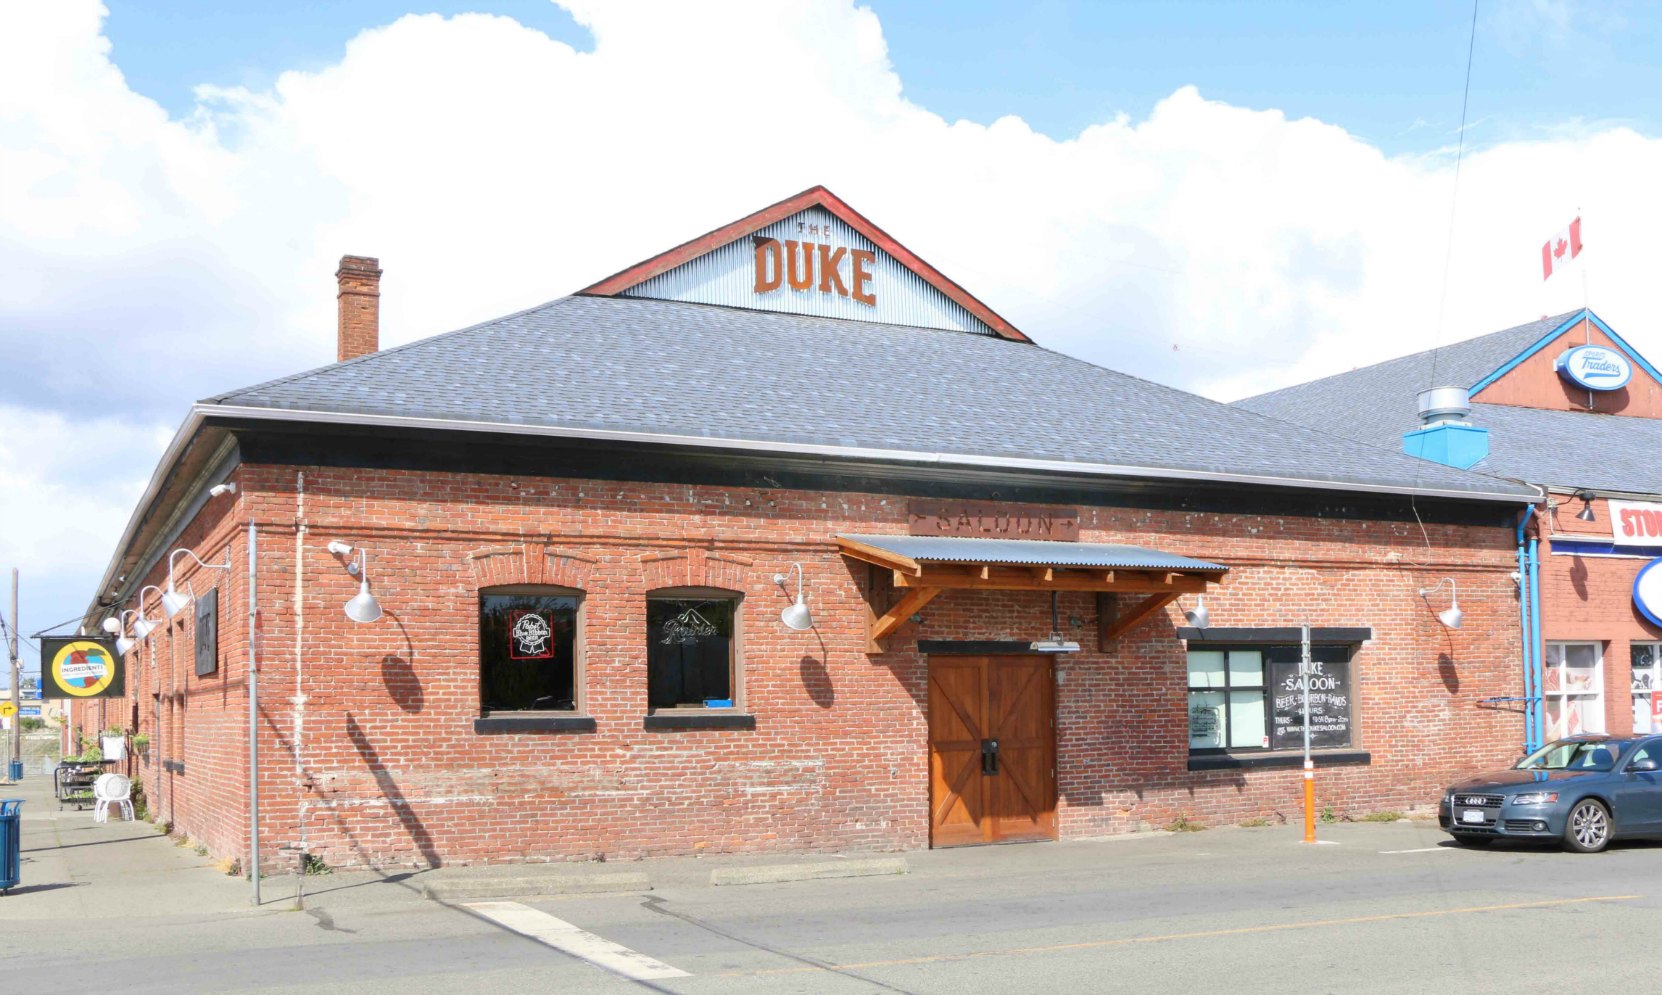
[345,580,382,623]
[131,616,158,639]
[1439,603,1463,629]
[161,583,191,618]
[100,616,122,634]
[115,636,135,655]
[1184,598,1210,629]
[781,597,813,631]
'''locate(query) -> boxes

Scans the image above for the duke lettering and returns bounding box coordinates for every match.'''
[753,236,875,306]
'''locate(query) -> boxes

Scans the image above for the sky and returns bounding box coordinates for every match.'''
[2,0,1660,675]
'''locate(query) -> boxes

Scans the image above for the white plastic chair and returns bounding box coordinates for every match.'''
[93,773,134,823]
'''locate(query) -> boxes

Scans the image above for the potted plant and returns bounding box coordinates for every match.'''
[101,725,126,762]
[132,733,151,762]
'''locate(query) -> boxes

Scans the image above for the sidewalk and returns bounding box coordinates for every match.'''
[0,772,256,920]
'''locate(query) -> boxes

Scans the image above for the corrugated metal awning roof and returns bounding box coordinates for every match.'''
[837,534,1228,573]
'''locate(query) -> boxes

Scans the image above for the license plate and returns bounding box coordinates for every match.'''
[1461,810,1485,824]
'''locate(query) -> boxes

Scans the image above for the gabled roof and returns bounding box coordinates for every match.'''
[204,294,1535,502]
[1235,309,1662,494]
[579,185,1031,342]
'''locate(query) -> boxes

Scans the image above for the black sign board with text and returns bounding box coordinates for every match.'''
[1268,646,1353,751]
[195,587,219,676]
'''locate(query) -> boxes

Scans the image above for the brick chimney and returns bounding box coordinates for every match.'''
[336,255,382,362]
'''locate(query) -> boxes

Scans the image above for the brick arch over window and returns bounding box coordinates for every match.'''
[638,548,755,591]
[467,544,598,590]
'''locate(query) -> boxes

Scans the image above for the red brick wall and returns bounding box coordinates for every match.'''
[1538,497,1662,737]
[1472,318,1662,417]
[80,463,1526,869]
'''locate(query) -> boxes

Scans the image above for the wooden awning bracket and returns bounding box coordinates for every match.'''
[1102,592,1181,644]
[869,586,943,652]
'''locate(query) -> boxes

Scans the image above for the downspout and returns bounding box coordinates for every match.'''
[1527,529,1545,749]
[292,472,308,863]
[1515,515,1534,751]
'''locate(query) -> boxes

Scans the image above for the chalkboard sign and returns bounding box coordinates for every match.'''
[1268,655,1352,750]
[195,587,219,677]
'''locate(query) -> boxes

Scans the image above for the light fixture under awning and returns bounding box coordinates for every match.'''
[836,533,1229,651]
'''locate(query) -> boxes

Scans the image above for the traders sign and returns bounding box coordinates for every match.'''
[39,636,125,699]
[1555,345,1633,391]
[1610,500,1662,548]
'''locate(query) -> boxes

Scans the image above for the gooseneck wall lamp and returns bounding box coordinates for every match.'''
[327,541,383,623]
[1419,578,1463,629]
[1574,490,1597,523]
[162,547,232,618]
[773,563,814,631]
[103,609,140,655]
[131,585,164,639]
[1182,596,1210,629]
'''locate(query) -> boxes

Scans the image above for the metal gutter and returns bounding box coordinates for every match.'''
[200,402,1543,503]
[85,400,1542,621]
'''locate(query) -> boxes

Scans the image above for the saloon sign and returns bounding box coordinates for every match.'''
[1555,345,1634,391]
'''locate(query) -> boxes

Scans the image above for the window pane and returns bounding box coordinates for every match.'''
[480,594,577,711]
[1633,694,1659,735]
[1188,691,1224,749]
[1187,651,1225,689]
[1228,651,1264,688]
[1564,644,1600,691]
[1228,690,1267,749]
[648,599,735,709]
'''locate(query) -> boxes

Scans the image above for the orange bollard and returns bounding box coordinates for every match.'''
[1302,761,1316,843]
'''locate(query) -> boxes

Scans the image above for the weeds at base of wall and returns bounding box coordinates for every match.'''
[1165,814,1207,833]
[1237,817,1271,828]
[214,857,243,877]
[302,853,331,877]
[1320,806,1338,824]
[1358,811,1406,823]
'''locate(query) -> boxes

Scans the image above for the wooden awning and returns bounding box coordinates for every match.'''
[837,534,1229,651]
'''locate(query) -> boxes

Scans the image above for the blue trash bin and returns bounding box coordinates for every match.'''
[6,759,20,781]
[0,798,22,893]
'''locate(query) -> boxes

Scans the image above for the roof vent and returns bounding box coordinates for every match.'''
[1416,386,1471,425]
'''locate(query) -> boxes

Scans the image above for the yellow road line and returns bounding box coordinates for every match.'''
[718,894,1642,978]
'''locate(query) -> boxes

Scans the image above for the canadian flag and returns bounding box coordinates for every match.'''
[1541,217,1582,281]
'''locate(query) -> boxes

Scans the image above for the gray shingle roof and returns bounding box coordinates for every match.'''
[207,295,1535,500]
[1235,310,1662,493]
[839,535,1228,572]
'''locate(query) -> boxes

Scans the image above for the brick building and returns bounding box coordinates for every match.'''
[76,188,1539,871]
[1242,310,1662,748]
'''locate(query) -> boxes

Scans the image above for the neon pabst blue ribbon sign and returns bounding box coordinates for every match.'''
[1555,345,1633,391]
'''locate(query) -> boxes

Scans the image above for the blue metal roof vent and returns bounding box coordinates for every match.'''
[1402,386,1489,470]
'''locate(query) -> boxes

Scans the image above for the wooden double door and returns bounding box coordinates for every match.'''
[928,656,1057,847]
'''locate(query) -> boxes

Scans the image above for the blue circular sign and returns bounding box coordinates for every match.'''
[1556,345,1633,391]
[1636,557,1662,629]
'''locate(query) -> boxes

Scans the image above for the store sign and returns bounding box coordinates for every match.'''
[753,236,877,306]
[908,500,1080,541]
[1555,345,1633,391]
[39,637,125,699]
[1635,557,1662,628]
[1269,659,1352,750]
[1610,500,1662,547]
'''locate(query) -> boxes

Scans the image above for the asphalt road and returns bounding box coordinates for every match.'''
[5,804,1660,993]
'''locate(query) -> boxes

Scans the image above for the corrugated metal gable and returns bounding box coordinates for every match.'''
[621,207,996,335]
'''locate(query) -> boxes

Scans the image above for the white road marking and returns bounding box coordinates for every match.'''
[1379,847,1451,854]
[464,900,691,981]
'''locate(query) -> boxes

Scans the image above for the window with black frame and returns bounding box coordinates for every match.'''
[1188,644,1354,752]
[479,589,579,713]
[647,594,738,710]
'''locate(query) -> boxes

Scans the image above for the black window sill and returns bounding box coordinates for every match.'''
[1187,750,1371,772]
[474,715,596,734]
[644,712,756,731]
[162,760,186,774]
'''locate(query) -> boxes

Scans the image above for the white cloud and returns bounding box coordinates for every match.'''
[1,0,1659,641]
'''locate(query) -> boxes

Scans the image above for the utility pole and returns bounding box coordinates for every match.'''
[9,568,20,782]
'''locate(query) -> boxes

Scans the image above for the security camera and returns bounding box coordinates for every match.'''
[208,482,237,497]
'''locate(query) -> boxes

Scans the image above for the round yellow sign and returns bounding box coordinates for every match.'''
[0,701,15,718]
[50,640,118,697]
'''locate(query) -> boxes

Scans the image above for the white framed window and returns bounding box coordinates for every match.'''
[1544,641,1605,738]
[1632,643,1662,734]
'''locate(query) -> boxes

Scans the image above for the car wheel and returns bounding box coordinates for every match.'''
[1451,834,1492,848]
[1563,799,1612,853]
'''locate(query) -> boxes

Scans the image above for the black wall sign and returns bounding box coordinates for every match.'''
[195,587,219,676]
[1269,656,1353,750]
